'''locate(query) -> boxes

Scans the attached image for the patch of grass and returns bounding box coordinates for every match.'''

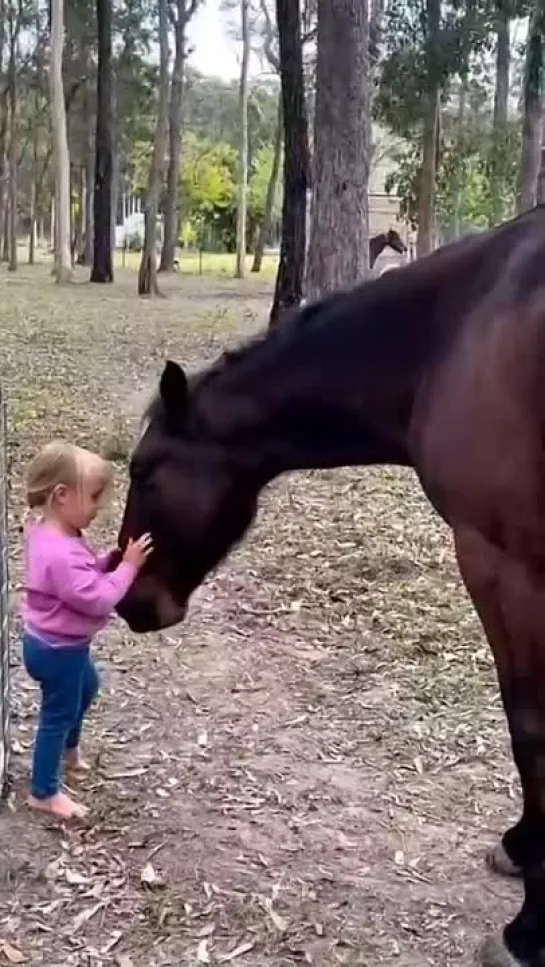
[115,249,279,281]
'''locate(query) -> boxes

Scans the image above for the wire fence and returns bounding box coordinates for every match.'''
[0,388,10,796]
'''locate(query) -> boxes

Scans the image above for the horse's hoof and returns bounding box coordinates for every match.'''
[487,841,523,878]
[478,934,524,967]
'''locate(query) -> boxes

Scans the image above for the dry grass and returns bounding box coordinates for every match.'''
[0,263,522,967]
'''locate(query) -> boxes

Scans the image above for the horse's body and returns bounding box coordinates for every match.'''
[369,228,407,266]
[117,206,545,966]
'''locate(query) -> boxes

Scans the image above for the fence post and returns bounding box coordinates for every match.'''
[0,387,10,797]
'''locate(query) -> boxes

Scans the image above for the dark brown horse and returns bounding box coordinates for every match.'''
[369,228,407,266]
[117,206,545,967]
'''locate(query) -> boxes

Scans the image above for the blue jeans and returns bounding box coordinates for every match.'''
[22,633,99,799]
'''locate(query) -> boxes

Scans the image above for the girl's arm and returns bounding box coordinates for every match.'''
[50,546,136,617]
[96,548,123,573]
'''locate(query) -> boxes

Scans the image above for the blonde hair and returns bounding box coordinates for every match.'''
[26,441,113,510]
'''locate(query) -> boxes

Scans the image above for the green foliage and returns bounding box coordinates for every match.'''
[184,69,280,165]
[131,130,282,253]
[385,105,520,235]
[248,143,283,221]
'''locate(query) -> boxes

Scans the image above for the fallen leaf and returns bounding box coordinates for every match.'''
[140,862,164,889]
[0,942,26,964]
[263,897,288,932]
[195,924,215,938]
[72,902,105,932]
[114,956,134,967]
[197,938,210,963]
[197,730,208,747]
[65,868,89,886]
[218,941,255,962]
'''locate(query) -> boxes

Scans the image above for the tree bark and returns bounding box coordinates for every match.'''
[517,4,543,214]
[138,0,170,296]
[7,2,17,273]
[270,0,310,326]
[0,0,5,257]
[159,0,192,272]
[49,0,72,282]
[29,3,42,266]
[91,0,114,282]
[416,0,441,258]
[252,95,282,273]
[235,0,250,279]
[488,3,511,226]
[83,100,94,265]
[73,165,84,261]
[306,0,370,299]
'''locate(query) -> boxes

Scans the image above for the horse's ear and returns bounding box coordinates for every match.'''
[160,360,188,420]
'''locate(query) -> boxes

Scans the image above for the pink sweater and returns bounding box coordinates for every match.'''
[21,522,137,645]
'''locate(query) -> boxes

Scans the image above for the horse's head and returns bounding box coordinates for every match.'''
[116,360,260,632]
[386,229,407,256]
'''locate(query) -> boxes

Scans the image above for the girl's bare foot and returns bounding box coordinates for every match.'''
[64,748,91,774]
[27,791,88,820]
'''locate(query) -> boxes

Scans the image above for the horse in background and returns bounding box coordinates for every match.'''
[369,228,407,267]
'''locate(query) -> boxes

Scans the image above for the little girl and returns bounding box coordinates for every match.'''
[21,440,153,820]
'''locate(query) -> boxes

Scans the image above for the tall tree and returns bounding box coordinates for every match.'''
[306,0,370,299]
[29,1,44,265]
[138,0,170,295]
[91,0,113,282]
[416,0,441,257]
[488,0,511,225]
[252,94,282,272]
[269,0,309,325]
[0,0,6,261]
[7,0,20,273]
[49,0,73,282]
[517,4,543,213]
[159,0,199,272]
[235,0,250,278]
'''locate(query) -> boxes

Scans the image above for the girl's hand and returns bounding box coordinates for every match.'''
[123,533,154,570]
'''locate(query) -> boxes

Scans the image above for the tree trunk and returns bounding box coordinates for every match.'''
[270,0,310,326]
[2,197,9,261]
[7,6,17,273]
[517,4,543,214]
[537,137,545,202]
[29,5,41,266]
[416,0,441,259]
[73,165,84,261]
[0,0,5,256]
[83,102,94,265]
[91,0,114,282]
[252,96,282,273]
[452,80,467,238]
[49,0,72,282]
[111,142,118,255]
[138,0,170,296]
[235,0,250,279]
[159,0,188,272]
[488,4,511,226]
[306,0,370,299]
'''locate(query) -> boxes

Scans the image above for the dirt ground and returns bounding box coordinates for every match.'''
[0,265,524,967]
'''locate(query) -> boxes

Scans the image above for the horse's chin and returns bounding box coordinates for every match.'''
[116,585,189,633]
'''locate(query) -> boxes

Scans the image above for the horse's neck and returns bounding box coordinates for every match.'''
[369,234,387,267]
[200,283,434,480]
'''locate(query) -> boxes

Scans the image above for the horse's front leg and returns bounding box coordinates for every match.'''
[455,527,545,966]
